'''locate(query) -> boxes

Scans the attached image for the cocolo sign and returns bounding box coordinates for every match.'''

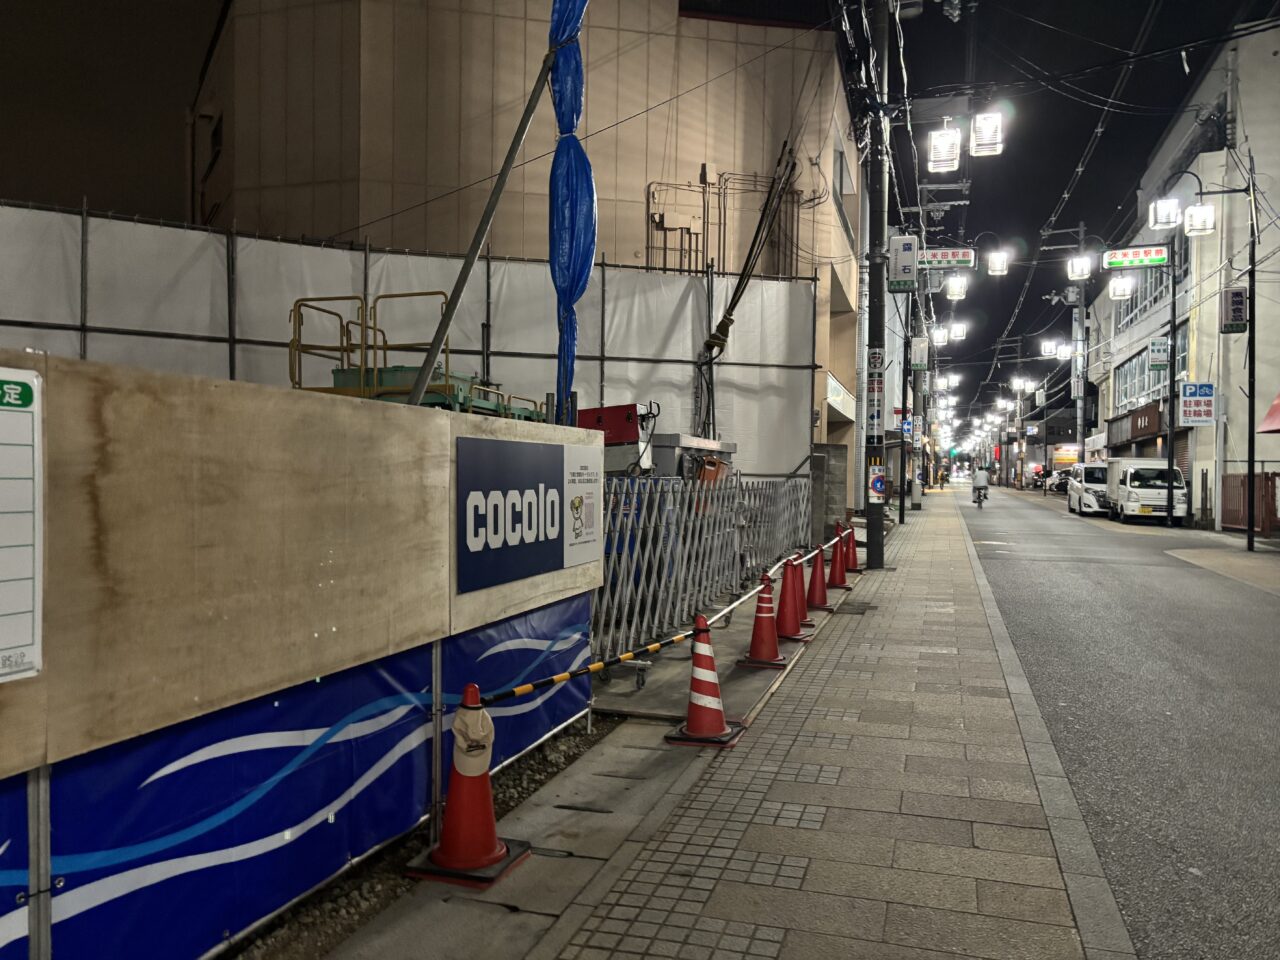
[456,437,603,593]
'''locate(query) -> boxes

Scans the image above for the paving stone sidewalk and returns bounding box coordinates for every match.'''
[549,491,1135,960]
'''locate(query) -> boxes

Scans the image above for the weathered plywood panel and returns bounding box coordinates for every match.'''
[0,349,449,778]
[449,416,604,637]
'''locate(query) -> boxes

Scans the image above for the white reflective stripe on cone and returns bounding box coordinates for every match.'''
[692,642,715,656]
[691,666,720,683]
[688,691,724,710]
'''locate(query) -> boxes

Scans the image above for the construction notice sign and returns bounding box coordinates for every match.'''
[0,368,42,685]
[1179,382,1215,427]
[889,236,919,292]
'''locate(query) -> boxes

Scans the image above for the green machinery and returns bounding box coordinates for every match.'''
[287,291,546,422]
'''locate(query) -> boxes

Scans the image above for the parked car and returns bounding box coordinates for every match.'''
[1048,470,1071,494]
[1067,463,1108,514]
[1105,458,1188,524]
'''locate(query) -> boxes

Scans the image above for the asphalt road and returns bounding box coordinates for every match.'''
[960,488,1280,960]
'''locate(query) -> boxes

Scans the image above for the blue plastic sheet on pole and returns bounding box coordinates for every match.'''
[548,0,595,423]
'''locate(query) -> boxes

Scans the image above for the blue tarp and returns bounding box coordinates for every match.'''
[548,0,596,424]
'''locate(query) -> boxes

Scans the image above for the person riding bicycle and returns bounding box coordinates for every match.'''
[972,465,990,504]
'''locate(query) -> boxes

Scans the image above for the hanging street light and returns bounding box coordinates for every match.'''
[945,273,968,300]
[1183,202,1216,237]
[932,326,950,347]
[1148,196,1182,231]
[970,112,1004,157]
[1109,274,1136,301]
[987,249,1010,276]
[1067,254,1091,281]
[1056,344,1072,361]
[928,123,962,173]
[950,321,968,341]
[1041,340,1059,357]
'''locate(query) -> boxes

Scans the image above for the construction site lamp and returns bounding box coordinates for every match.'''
[1183,202,1216,237]
[928,125,962,173]
[932,327,950,347]
[1067,255,1092,281]
[945,273,968,300]
[1148,196,1181,231]
[970,112,1004,157]
[987,249,1010,276]
[950,322,968,341]
[1056,344,1072,361]
[1109,274,1136,301]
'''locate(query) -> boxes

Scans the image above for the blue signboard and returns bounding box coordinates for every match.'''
[456,437,602,594]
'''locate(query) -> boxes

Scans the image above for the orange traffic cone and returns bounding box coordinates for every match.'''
[828,524,852,591]
[846,527,863,575]
[739,575,787,669]
[405,683,530,886]
[666,615,745,747]
[776,557,812,642]
[807,545,833,611]
[794,552,817,626]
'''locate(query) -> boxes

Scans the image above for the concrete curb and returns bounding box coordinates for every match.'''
[960,512,1138,958]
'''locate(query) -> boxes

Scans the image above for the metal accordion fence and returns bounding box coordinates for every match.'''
[591,474,812,660]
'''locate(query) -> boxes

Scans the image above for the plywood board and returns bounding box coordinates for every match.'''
[0,349,450,778]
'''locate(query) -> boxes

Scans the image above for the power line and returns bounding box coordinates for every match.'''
[986,1,1134,55]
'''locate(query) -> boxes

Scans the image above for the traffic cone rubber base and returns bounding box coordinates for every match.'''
[665,718,745,747]
[739,652,787,669]
[406,838,531,888]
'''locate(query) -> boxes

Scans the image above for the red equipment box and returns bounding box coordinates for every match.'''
[577,404,643,446]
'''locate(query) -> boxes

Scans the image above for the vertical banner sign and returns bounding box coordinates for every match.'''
[1035,388,1046,408]
[456,437,603,593]
[1179,382,1215,427]
[1221,286,1248,334]
[889,236,919,292]
[910,336,929,371]
[1149,337,1169,372]
[866,347,886,445]
[0,368,41,684]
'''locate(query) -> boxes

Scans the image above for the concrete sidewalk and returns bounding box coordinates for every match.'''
[326,492,1132,960]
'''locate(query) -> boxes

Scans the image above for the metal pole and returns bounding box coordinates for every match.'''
[912,294,924,508]
[79,197,88,360]
[599,253,607,405]
[1246,151,1258,551]
[482,243,493,386]
[1167,238,1177,526]
[899,296,909,525]
[865,0,889,569]
[26,765,51,960]
[226,229,237,380]
[407,49,555,407]
[1076,222,1086,466]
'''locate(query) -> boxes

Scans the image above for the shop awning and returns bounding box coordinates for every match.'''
[1261,389,1280,433]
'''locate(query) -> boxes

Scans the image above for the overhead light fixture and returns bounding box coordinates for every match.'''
[932,326,950,347]
[928,124,962,173]
[987,249,1010,276]
[970,112,1004,157]
[948,373,961,388]
[1184,202,1216,237]
[1148,196,1181,231]
[1041,340,1059,357]
[1109,274,1136,301]
[1067,255,1091,281]
[1011,377,1025,391]
[950,321,968,341]
[998,398,1010,411]
[1056,344,1072,361]
[945,273,968,300]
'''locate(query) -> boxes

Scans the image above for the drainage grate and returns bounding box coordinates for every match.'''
[832,602,875,615]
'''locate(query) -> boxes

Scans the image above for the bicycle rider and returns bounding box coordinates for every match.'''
[972,464,990,504]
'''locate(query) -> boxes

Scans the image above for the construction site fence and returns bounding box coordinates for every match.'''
[591,474,811,661]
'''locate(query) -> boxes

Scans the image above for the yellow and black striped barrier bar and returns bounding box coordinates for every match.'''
[480,530,851,707]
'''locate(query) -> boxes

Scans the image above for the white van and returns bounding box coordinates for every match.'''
[1067,462,1108,515]
[1105,458,1189,525]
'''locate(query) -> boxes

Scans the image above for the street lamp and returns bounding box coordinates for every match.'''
[970,112,1004,157]
[1183,202,1216,237]
[931,326,949,347]
[928,124,962,173]
[987,249,1010,276]
[1109,274,1136,301]
[945,273,968,300]
[950,321,968,341]
[1067,254,1091,281]
[1148,196,1182,231]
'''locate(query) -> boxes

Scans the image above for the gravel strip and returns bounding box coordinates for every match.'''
[226,712,625,960]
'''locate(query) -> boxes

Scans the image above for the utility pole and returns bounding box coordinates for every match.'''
[912,294,926,509]
[864,0,889,569]
[1166,237,1178,526]
[1246,150,1258,551]
[899,297,909,526]
[1075,222,1087,466]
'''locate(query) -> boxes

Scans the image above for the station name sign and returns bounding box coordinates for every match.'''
[1102,246,1168,269]
[917,248,975,269]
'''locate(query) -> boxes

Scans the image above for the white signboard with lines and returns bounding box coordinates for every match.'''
[0,368,42,684]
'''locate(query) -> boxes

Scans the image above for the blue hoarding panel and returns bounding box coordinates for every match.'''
[444,593,591,774]
[26,591,588,958]
[0,772,28,960]
[456,437,565,594]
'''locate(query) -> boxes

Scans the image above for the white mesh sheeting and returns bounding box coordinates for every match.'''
[88,220,227,336]
[367,252,486,351]
[235,239,363,344]
[0,206,80,328]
